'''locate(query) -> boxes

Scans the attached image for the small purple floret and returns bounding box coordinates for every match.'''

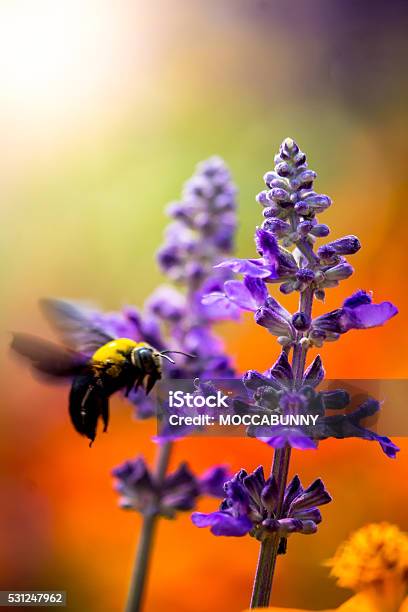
[112,456,229,517]
[192,467,331,539]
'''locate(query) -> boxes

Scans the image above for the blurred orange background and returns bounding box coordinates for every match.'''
[1,1,407,611]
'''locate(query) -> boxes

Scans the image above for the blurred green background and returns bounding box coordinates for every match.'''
[1,1,407,610]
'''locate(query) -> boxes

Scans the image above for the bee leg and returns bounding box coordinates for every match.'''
[133,373,145,392]
[80,385,94,424]
[278,537,287,555]
[100,395,109,432]
[145,372,160,396]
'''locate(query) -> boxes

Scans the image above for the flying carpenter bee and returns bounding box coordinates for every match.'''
[11,299,194,445]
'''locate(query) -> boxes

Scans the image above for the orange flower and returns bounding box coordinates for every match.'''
[326,523,408,591]
[245,523,408,612]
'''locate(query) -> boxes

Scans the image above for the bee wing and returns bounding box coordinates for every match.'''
[11,333,88,379]
[40,298,114,354]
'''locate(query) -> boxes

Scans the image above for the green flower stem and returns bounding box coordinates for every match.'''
[250,287,314,608]
[250,447,292,607]
[125,441,172,612]
[292,287,314,383]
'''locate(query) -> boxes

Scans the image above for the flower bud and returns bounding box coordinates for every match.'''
[277,335,293,347]
[303,194,332,212]
[269,178,289,190]
[255,302,294,337]
[262,205,281,218]
[291,170,317,190]
[308,329,326,347]
[292,311,311,331]
[293,151,306,166]
[186,261,205,282]
[300,337,312,349]
[325,263,354,281]
[276,162,292,178]
[280,137,299,156]
[321,389,350,410]
[269,187,290,204]
[298,220,314,236]
[263,171,282,187]
[262,218,291,237]
[280,281,296,294]
[294,201,310,215]
[318,235,361,259]
[310,224,330,237]
[214,193,234,211]
[157,244,181,270]
[296,268,315,283]
[256,190,269,206]
[243,370,272,390]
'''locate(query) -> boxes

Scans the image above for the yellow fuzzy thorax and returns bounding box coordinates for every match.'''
[92,339,147,365]
[326,523,408,591]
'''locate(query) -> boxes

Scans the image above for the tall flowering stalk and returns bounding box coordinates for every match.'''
[112,456,229,611]
[192,138,398,607]
[98,157,238,611]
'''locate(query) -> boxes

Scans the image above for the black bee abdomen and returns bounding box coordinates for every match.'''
[69,375,109,444]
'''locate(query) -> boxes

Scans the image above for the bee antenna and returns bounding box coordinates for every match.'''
[160,350,197,360]
[160,353,176,364]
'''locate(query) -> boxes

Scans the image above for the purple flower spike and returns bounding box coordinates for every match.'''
[192,467,332,539]
[190,138,399,599]
[88,156,239,427]
[199,139,398,461]
[157,156,237,289]
[207,139,369,310]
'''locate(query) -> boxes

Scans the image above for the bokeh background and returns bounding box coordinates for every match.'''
[1,1,407,610]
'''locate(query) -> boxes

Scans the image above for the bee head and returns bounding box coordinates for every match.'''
[130,346,196,396]
[131,346,196,370]
[130,346,160,374]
